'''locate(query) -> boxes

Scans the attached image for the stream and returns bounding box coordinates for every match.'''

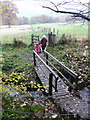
[79,87,90,102]
[3,85,90,102]
[3,85,44,101]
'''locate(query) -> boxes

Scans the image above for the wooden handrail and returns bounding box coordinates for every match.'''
[33,50,58,79]
[44,50,79,92]
[44,50,78,78]
[33,50,59,95]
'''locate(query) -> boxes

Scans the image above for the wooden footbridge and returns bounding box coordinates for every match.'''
[33,50,90,120]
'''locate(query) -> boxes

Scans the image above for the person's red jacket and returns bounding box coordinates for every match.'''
[34,44,42,54]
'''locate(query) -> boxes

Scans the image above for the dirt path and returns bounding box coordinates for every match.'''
[0,25,31,36]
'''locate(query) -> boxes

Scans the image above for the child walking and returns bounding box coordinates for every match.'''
[34,43,42,54]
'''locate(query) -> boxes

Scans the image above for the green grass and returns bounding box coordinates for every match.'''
[1,32,30,45]
[1,31,45,45]
[31,23,88,38]
[1,23,88,45]
[1,45,35,78]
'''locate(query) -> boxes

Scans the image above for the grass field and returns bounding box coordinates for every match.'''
[31,23,88,38]
[1,31,45,45]
[0,23,88,45]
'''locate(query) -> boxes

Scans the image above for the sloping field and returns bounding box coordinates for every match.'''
[0,25,31,36]
[31,23,88,38]
[0,23,88,37]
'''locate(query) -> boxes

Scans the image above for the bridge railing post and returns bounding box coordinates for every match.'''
[49,73,53,96]
[33,51,36,66]
[69,75,74,92]
[75,76,78,90]
[55,77,58,92]
[46,53,48,65]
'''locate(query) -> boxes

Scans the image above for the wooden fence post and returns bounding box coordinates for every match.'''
[48,32,56,47]
[31,34,34,45]
[48,32,51,46]
[53,28,55,33]
[37,35,39,42]
[57,29,59,36]
[49,73,53,96]
[31,34,39,45]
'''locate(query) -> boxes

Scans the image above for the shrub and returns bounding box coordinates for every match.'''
[56,34,77,45]
[2,59,15,71]
[13,38,27,47]
[2,38,27,48]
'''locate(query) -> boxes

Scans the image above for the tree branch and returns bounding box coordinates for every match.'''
[49,1,59,11]
[42,6,90,21]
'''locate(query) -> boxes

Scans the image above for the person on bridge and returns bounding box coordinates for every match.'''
[34,43,42,54]
[40,35,47,52]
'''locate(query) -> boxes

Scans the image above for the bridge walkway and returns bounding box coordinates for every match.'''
[34,52,90,119]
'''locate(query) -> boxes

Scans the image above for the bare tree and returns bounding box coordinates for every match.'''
[42,0,90,21]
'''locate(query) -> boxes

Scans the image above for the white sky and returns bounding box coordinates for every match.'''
[10,0,90,17]
[14,0,58,17]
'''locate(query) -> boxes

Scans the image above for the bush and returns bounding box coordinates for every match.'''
[60,34,67,45]
[56,34,77,45]
[13,38,27,47]
[2,59,15,71]
[2,38,27,48]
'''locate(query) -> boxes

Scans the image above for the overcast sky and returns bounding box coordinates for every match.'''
[13,0,89,18]
[14,0,58,17]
